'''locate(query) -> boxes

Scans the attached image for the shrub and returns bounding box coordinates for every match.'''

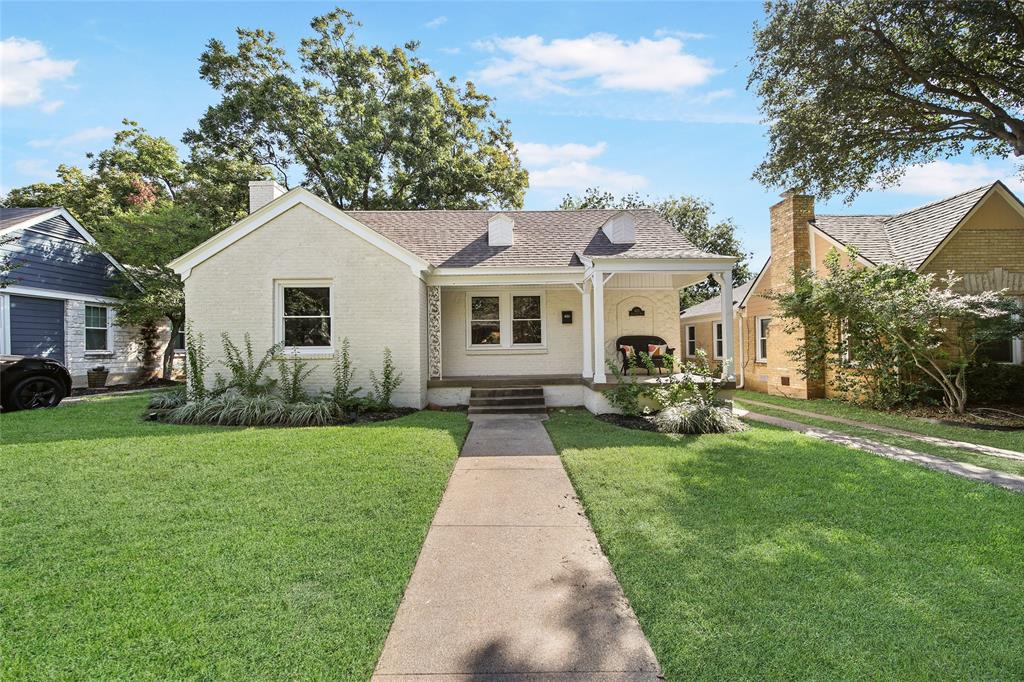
[654,403,746,434]
[184,323,212,401]
[369,347,403,408]
[277,351,315,404]
[164,391,342,427]
[603,354,650,416]
[967,362,1024,405]
[329,338,362,408]
[149,388,187,410]
[221,332,280,396]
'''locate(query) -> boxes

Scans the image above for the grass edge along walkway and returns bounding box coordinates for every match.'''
[736,395,1024,460]
[737,407,1024,493]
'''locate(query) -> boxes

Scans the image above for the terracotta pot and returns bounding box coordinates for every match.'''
[87,369,109,389]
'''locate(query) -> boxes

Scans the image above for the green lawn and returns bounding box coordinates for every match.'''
[736,400,1024,478]
[546,409,1024,681]
[733,389,1024,452]
[1,395,469,681]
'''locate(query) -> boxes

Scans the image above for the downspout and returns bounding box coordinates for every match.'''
[736,306,745,388]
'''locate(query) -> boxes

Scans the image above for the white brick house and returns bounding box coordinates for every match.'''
[169,182,738,411]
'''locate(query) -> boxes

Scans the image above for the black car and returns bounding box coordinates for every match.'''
[0,355,73,411]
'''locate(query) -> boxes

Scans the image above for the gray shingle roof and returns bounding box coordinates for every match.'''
[680,278,755,318]
[346,208,719,268]
[0,207,58,230]
[812,184,995,269]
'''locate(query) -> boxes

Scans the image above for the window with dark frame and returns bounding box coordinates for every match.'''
[282,286,332,348]
[470,296,501,345]
[85,305,109,352]
[173,327,186,351]
[686,325,696,356]
[714,322,723,359]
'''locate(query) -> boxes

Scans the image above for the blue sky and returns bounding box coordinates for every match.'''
[2,1,1021,266]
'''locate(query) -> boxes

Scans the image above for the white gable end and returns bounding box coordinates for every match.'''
[601,211,636,244]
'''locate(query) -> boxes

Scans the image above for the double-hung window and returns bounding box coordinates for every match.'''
[468,292,545,349]
[276,282,333,351]
[713,322,724,359]
[685,325,696,357]
[173,327,186,353]
[85,305,110,352]
[755,316,771,362]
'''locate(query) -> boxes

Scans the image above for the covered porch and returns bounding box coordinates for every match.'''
[424,254,738,399]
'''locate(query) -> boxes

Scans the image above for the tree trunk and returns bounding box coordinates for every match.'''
[162,316,183,380]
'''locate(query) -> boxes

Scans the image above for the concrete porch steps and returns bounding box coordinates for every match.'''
[468,386,547,415]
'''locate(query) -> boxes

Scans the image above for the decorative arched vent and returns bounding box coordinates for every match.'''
[628,306,645,317]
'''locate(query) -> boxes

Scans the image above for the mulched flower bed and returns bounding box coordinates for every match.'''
[596,413,659,432]
[144,406,418,427]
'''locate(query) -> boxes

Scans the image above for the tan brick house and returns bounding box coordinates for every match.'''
[681,181,1024,399]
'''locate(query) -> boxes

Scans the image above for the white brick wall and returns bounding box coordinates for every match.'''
[182,203,428,407]
[64,298,172,387]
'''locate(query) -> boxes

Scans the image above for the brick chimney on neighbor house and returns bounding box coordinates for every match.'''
[248,180,287,213]
[770,189,815,282]
[767,189,825,399]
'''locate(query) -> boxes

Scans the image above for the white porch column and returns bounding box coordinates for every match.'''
[427,285,442,379]
[592,272,607,383]
[581,282,593,378]
[715,270,735,382]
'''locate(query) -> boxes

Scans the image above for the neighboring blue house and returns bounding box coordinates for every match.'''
[0,207,173,386]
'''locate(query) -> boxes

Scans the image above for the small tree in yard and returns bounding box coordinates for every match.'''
[771,248,1024,414]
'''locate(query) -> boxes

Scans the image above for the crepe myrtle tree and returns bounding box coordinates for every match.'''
[750,0,1024,200]
[770,248,1024,414]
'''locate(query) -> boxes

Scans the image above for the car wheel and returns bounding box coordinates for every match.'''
[7,375,67,410]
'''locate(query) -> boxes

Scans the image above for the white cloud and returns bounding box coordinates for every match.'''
[28,126,116,149]
[425,16,447,29]
[690,88,734,105]
[517,141,607,167]
[0,37,77,108]
[518,140,647,194]
[13,158,53,179]
[889,160,1024,196]
[39,99,64,114]
[439,46,462,55]
[474,32,718,94]
[654,28,710,41]
[529,162,648,194]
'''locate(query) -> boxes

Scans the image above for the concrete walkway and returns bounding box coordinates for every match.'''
[738,408,1024,493]
[737,397,1024,460]
[373,415,660,681]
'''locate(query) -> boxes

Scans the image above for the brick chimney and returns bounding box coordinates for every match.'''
[767,190,825,398]
[769,189,815,286]
[248,180,287,213]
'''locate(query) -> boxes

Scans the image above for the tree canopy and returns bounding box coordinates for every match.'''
[750,0,1024,200]
[185,8,528,210]
[560,188,752,309]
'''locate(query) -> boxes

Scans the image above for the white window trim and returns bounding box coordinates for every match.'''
[684,324,696,357]
[274,279,334,355]
[0,294,9,354]
[84,304,113,354]
[713,321,723,360]
[465,290,547,351]
[755,316,771,363]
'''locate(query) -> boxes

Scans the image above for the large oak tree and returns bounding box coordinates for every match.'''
[750,0,1024,200]
[185,8,528,210]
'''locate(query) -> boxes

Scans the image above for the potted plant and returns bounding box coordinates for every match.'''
[87,365,110,388]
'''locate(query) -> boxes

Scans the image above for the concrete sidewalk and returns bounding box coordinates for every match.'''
[373,416,660,680]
